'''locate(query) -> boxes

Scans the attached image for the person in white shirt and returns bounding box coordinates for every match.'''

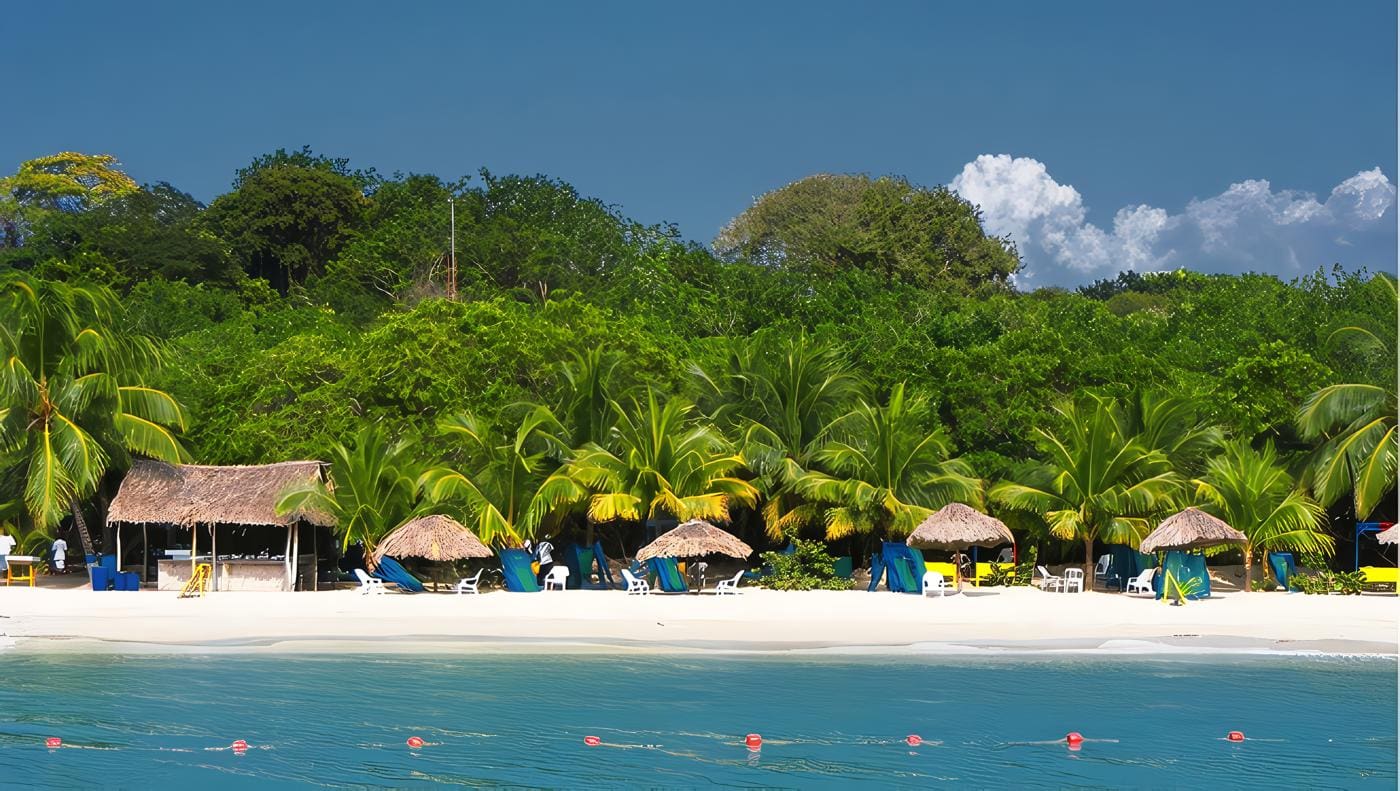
[51,537,68,572]
[0,530,15,573]
[533,540,555,584]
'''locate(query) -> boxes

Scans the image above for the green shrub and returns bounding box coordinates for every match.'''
[759,539,853,591]
[1292,570,1365,595]
[984,546,1036,586]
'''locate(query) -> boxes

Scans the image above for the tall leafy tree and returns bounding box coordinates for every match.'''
[418,407,584,546]
[0,275,188,552]
[0,152,139,249]
[275,424,423,556]
[1192,439,1331,591]
[568,391,758,526]
[794,383,980,542]
[713,173,1019,289]
[203,161,368,292]
[990,394,1180,589]
[1296,276,1398,520]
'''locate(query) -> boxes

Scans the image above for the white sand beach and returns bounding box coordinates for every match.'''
[3,585,1395,656]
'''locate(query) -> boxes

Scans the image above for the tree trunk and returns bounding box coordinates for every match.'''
[70,500,96,558]
[1083,536,1095,592]
[1242,546,1254,592]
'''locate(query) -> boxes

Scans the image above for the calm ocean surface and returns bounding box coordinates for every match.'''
[0,653,1393,789]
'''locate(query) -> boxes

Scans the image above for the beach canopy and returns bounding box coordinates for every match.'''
[1140,507,1246,553]
[635,520,753,561]
[373,515,492,562]
[107,460,333,527]
[906,503,1014,550]
[1377,525,1399,545]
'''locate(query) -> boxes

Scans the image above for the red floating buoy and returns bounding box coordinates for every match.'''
[744,733,762,751]
[406,736,425,749]
[1065,732,1084,748]
[905,734,923,747]
[1227,731,1245,742]
[45,737,62,749]
[584,735,601,747]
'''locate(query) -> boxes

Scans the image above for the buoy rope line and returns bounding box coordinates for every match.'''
[36,730,1262,754]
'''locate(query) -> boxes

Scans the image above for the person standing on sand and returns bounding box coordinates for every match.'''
[533,539,555,585]
[0,528,15,574]
[51,535,68,573]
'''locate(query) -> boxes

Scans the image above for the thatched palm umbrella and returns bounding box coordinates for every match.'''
[374,514,493,565]
[1377,524,1398,546]
[906,502,1015,590]
[1140,508,1246,553]
[635,520,753,561]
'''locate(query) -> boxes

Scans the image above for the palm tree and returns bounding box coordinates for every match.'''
[276,424,423,557]
[1297,277,1398,520]
[0,275,187,553]
[1192,439,1331,591]
[567,390,758,526]
[418,407,585,546]
[556,346,623,449]
[793,383,981,542]
[990,394,1180,590]
[695,333,863,538]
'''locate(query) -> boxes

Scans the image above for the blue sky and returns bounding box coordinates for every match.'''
[4,1,1395,286]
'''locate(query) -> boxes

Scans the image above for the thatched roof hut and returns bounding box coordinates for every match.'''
[906,503,1014,550]
[107,460,333,527]
[373,515,492,562]
[1140,507,1246,553]
[635,519,754,561]
[1377,524,1398,545]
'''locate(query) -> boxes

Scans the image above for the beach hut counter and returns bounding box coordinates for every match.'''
[105,461,336,592]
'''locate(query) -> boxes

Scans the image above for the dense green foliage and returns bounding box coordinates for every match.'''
[758,539,853,591]
[1,149,1394,571]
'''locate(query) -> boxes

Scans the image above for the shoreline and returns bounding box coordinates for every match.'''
[4,586,1396,658]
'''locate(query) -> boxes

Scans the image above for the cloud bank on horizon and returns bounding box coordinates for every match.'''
[949,154,1397,288]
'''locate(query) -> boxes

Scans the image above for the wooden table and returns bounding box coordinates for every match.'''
[5,555,37,587]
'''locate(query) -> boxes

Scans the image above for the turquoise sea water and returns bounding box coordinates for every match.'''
[0,653,1394,789]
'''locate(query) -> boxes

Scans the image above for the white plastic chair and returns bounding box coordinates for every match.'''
[543,566,569,591]
[621,568,650,595]
[1126,567,1156,595]
[1036,565,1063,592]
[713,570,745,595]
[454,569,483,595]
[1063,568,1085,593]
[922,571,948,597]
[354,568,386,596]
[1093,554,1112,580]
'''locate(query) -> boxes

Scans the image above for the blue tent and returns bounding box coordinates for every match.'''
[867,542,925,593]
[373,556,426,593]
[1106,545,1155,589]
[564,541,617,590]
[647,557,688,593]
[1153,551,1209,600]
[499,548,541,592]
[1268,552,1298,591]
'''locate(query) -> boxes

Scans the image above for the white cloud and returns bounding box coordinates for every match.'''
[950,154,1397,287]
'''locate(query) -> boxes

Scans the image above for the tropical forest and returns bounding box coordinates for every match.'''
[1,150,1394,587]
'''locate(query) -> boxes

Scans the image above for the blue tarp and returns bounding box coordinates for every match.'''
[868,542,924,593]
[564,541,617,590]
[1107,545,1154,589]
[1154,551,1209,600]
[499,549,541,592]
[1268,552,1297,591]
[374,556,425,593]
[648,557,688,593]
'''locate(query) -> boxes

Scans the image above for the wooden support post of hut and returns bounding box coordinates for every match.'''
[106,461,334,592]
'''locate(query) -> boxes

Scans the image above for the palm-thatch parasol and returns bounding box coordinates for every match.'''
[373,515,493,563]
[1139,508,1246,553]
[906,502,1015,589]
[635,519,754,561]
[1377,524,1398,545]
